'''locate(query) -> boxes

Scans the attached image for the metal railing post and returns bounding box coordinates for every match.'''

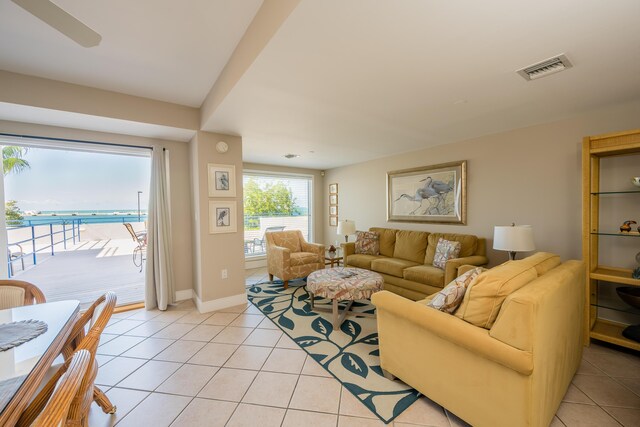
[72,219,76,244]
[78,220,82,241]
[31,226,37,265]
[50,224,55,256]
[63,223,67,250]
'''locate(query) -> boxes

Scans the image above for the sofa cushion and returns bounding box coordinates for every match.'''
[455,262,538,329]
[427,267,486,313]
[370,227,397,257]
[271,230,302,252]
[371,258,420,278]
[393,230,429,263]
[433,238,462,270]
[402,265,445,287]
[347,254,385,270]
[425,233,478,264]
[515,252,561,276]
[290,252,319,267]
[355,231,380,255]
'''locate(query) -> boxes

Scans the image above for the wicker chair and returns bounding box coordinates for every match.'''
[0,280,46,310]
[32,350,92,427]
[18,292,118,427]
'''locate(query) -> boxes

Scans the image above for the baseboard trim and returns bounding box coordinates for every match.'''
[195,292,247,314]
[175,289,193,301]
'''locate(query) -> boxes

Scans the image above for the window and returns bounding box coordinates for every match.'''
[243,172,313,257]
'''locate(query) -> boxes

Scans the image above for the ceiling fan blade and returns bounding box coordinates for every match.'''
[12,0,101,47]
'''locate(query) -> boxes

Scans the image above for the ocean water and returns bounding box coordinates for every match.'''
[17,210,147,226]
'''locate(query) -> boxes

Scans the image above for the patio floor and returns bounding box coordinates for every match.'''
[11,238,145,309]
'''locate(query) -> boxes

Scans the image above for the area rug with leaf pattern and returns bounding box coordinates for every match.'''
[247,278,420,424]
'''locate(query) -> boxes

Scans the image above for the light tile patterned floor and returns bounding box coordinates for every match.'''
[88,268,640,427]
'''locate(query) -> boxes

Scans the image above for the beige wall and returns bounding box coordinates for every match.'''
[0,120,194,293]
[324,100,640,265]
[243,162,324,243]
[190,131,246,303]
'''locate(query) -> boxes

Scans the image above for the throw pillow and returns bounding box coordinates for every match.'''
[427,267,486,313]
[433,238,461,270]
[355,231,380,255]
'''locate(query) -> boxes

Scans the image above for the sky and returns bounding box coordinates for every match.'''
[4,147,151,211]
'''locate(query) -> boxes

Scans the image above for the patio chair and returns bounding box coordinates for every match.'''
[253,226,285,253]
[0,279,46,310]
[7,243,25,276]
[18,292,118,427]
[124,222,146,272]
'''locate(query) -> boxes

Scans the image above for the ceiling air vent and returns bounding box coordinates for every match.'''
[517,54,573,81]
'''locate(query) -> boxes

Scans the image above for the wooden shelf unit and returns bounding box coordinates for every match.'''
[582,129,640,351]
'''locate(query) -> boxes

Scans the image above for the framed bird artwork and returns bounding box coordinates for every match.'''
[209,201,237,233]
[208,164,236,197]
[387,160,467,224]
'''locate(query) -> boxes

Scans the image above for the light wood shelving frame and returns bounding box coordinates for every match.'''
[582,129,640,351]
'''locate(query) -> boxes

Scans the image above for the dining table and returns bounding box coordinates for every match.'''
[0,300,80,426]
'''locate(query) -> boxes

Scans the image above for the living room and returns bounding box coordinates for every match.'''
[1,1,639,426]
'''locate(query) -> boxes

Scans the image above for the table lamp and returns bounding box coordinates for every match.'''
[493,223,535,260]
[337,220,356,242]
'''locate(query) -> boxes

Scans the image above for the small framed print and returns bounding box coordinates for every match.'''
[208,164,236,197]
[329,183,338,194]
[330,205,338,216]
[209,201,237,234]
[329,194,338,205]
[329,215,338,227]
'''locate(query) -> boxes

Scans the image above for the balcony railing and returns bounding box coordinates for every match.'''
[244,214,309,256]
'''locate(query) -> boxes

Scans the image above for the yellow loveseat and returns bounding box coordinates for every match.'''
[371,253,585,427]
[343,227,488,300]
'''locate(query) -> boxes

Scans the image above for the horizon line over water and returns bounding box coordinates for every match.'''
[14,210,148,227]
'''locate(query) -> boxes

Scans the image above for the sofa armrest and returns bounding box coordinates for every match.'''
[341,242,355,258]
[301,241,325,261]
[444,255,489,283]
[371,290,532,375]
[267,245,291,268]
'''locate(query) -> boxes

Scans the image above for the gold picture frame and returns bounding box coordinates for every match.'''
[329,183,338,194]
[329,215,338,227]
[387,160,467,224]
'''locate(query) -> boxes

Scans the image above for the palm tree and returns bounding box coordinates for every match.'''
[2,146,30,175]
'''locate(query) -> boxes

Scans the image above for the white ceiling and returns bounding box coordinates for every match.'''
[0,0,263,107]
[205,0,640,168]
[1,0,639,169]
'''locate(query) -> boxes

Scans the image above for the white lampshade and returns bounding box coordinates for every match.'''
[337,220,356,237]
[493,225,535,259]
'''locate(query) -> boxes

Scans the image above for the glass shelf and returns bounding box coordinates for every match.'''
[590,190,640,195]
[590,232,640,237]
[591,302,640,315]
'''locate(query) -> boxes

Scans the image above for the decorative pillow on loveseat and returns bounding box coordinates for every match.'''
[355,231,380,255]
[433,238,461,269]
[427,267,486,313]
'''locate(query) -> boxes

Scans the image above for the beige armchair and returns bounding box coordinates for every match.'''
[266,230,324,289]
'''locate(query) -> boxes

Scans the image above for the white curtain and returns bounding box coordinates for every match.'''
[145,147,175,310]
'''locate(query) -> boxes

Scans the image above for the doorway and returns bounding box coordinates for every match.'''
[2,138,151,309]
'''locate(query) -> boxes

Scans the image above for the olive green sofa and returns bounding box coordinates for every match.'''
[343,227,488,300]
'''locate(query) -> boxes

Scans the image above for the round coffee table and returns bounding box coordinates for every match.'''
[307,267,384,329]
